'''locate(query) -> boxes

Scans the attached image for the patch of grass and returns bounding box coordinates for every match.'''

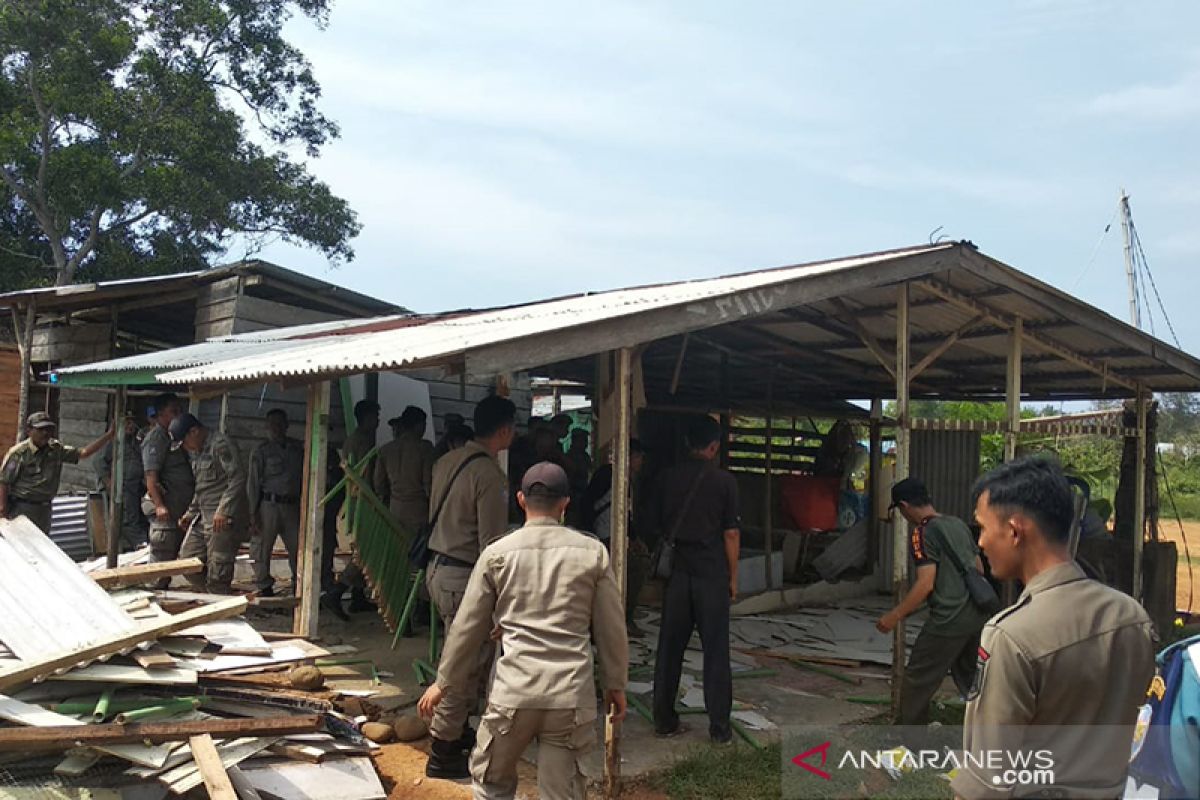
[653,741,782,800]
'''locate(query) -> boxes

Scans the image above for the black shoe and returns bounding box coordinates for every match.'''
[711,729,734,745]
[655,722,690,738]
[426,737,469,779]
[257,586,276,598]
[320,591,349,621]
[348,588,378,613]
[455,725,476,753]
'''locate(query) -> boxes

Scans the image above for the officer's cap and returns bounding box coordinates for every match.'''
[26,412,56,430]
[169,413,203,443]
[521,462,570,498]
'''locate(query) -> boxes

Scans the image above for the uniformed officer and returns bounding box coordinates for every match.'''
[0,412,112,533]
[952,457,1155,799]
[247,409,304,595]
[322,399,381,617]
[95,412,148,550]
[173,413,246,594]
[434,412,467,460]
[418,461,628,800]
[424,394,516,779]
[373,405,435,533]
[142,393,194,577]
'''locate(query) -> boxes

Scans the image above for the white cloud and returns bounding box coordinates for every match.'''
[1084,68,1200,120]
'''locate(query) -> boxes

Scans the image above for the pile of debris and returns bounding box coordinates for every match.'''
[0,517,412,799]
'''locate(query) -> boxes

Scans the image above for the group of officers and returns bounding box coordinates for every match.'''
[0,395,1164,800]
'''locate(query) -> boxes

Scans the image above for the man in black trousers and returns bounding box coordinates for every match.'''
[650,416,741,744]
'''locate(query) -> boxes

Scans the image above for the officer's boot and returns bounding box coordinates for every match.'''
[348,585,378,613]
[320,582,349,621]
[425,736,469,779]
[456,725,476,753]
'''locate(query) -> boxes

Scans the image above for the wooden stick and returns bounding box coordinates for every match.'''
[89,558,204,589]
[0,714,320,751]
[0,596,248,692]
[189,733,238,800]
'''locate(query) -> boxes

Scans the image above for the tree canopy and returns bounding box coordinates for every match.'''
[0,0,360,289]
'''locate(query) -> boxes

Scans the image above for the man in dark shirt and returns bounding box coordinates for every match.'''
[650,416,740,744]
[876,477,990,729]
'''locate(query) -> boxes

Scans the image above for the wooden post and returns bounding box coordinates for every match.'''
[764,369,775,590]
[606,347,633,799]
[1004,319,1023,462]
[105,386,127,569]
[294,381,330,639]
[868,398,882,573]
[1133,390,1147,602]
[12,301,35,441]
[891,284,910,717]
[1003,319,1022,605]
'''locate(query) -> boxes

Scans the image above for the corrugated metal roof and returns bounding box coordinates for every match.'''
[162,245,950,384]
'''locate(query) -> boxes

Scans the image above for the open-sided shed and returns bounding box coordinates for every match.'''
[51,240,1200,779]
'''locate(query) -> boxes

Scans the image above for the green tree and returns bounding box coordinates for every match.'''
[0,0,360,289]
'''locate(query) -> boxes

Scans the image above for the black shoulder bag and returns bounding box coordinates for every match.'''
[409,452,488,569]
[649,467,708,581]
[939,523,1002,615]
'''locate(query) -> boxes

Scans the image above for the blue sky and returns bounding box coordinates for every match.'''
[254,0,1200,353]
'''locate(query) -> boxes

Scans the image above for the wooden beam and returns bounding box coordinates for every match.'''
[1005,318,1023,462]
[295,381,330,638]
[190,733,238,800]
[916,279,1139,392]
[1133,392,1147,601]
[830,297,895,377]
[106,384,126,569]
[0,714,320,751]
[868,399,883,572]
[606,346,632,799]
[669,332,689,395]
[890,283,910,718]
[764,371,775,590]
[909,315,984,381]
[0,596,247,692]
[90,558,204,589]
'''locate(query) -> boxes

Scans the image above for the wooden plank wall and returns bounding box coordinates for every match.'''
[0,347,20,458]
[31,323,114,494]
[406,368,533,438]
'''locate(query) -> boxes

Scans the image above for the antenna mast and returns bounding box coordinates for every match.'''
[1119,189,1141,329]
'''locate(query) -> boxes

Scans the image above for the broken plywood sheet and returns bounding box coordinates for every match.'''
[48,664,197,685]
[729,600,926,667]
[156,736,276,794]
[174,640,328,674]
[240,756,386,800]
[172,618,269,652]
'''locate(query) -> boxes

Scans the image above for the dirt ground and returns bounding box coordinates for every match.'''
[1157,518,1200,614]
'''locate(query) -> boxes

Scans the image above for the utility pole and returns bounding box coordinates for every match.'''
[1119,189,1140,329]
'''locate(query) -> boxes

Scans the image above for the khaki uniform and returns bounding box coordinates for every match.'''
[180,433,246,593]
[247,436,304,591]
[372,430,434,533]
[951,562,1155,799]
[142,425,196,567]
[0,438,81,532]
[436,519,628,800]
[426,440,510,742]
[95,437,147,550]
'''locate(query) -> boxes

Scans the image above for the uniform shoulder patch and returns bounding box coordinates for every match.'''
[990,593,1031,625]
[966,645,990,700]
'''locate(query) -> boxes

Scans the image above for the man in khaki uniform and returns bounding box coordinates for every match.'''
[0,412,112,533]
[419,462,628,800]
[952,457,1154,799]
[323,399,380,617]
[247,409,304,595]
[424,394,516,779]
[173,414,246,594]
[142,393,194,576]
[373,405,435,533]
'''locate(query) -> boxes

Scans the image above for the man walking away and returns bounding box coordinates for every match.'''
[174,414,246,594]
[373,405,435,534]
[0,412,112,533]
[650,416,740,744]
[952,457,1154,798]
[424,394,516,779]
[247,409,304,595]
[876,477,990,731]
[142,393,194,579]
[323,399,381,616]
[418,461,627,800]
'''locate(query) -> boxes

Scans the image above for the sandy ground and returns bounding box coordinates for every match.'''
[1157,519,1200,614]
